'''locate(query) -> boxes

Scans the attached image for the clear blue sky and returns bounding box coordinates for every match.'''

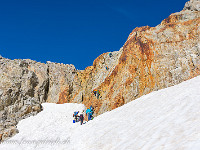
[0,0,187,70]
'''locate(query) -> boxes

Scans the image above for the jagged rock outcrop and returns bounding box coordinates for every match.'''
[184,0,200,11]
[0,0,200,142]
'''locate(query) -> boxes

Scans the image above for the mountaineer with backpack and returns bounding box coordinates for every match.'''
[109,52,112,58]
[73,111,79,122]
[86,106,94,121]
[93,89,97,96]
[86,108,91,121]
[79,111,84,125]
[97,90,100,99]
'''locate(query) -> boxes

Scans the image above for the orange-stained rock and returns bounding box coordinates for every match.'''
[0,134,2,141]
[58,9,200,116]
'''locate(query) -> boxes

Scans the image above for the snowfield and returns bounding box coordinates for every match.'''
[1,76,200,150]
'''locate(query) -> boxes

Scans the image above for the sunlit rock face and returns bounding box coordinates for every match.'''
[46,61,76,103]
[0,58,76,141]
[60,4,200,115]
[184,0,200,11]
[0,58,47,141]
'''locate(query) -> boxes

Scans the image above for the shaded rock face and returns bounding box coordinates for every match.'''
[184,0,200,11]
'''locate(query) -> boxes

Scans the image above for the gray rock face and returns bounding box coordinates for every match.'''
[0,58,76,142]
[183,0,200,11]
[47,62,76,103]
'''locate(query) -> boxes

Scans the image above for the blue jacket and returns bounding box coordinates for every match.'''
[86,109,92,114]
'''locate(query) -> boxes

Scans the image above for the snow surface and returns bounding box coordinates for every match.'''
[1,76,200,150]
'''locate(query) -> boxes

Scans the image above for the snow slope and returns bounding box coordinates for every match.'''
[1,76,200,150]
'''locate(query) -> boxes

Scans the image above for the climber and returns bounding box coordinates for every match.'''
[97,90,100,99]
[73,111,79,122]
[93,89,97,96]
[109,52,112,58]
[88,111,93,120]
[106,66,108,70]
[79,111,84,125]
[86,108,90,121]
[86,108,93,121]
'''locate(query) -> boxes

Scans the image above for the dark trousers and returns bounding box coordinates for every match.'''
[80,119,83,125]
[75,116,78,122]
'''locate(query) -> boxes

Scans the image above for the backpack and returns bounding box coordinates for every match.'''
[73,112,78,117]
[80,114,83,120]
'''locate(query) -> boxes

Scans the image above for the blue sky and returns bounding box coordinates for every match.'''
[0,0,187,70]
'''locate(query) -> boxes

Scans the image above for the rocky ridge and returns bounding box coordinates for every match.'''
[64,0,200,114]
[184,0,200,11]
[0,0,200,141]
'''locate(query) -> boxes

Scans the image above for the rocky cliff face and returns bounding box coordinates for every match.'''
[61,0,200,115]
[47,62,76,103]
[0,0,200,142]
[184,0,200,11]
[0,58,76,141]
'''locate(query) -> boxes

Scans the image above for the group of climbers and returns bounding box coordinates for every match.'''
[72,52,113,125]
[105,53,112,70]
[92,89,101,99]
[73,105,94,125]
[73,110,85,125]
[101,52,113,71]
[109,52,112,58]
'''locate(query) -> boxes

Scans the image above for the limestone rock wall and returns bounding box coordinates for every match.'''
[184,0,200,11]
[0,58,46,141]
[0,58,76,141]
[47,62,76,103]
[60,7,200,116]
